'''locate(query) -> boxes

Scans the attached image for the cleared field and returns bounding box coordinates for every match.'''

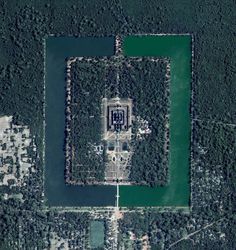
[119,35,191,207]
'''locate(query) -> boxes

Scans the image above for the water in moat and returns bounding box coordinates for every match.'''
[45,36,116,206]
[120,35,191,207]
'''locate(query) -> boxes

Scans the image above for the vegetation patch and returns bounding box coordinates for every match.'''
[65,58,109,184]
[119,58,170,186]
[65,55,170,187]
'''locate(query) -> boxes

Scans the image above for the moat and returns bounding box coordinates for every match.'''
[44,35,191,208]
[45,36,116,207]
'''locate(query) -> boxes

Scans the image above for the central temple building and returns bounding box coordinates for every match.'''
[101,97,133,183]
[108,102,129,132]
[102,97,133,139]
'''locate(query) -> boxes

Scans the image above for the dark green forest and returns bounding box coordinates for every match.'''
[0,0,236,249]
[67,59,107,184]
[119,59,169,186]
[67,57,169,187]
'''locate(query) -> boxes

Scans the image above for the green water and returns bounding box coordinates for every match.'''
[45,36,116,206]
[120,35,191,207]
[90,221,105,248]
